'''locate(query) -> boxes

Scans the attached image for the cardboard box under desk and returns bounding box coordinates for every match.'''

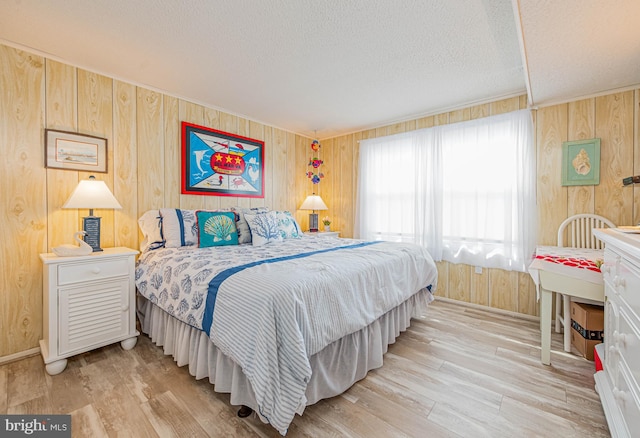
[570,302,604,361]
[571,302,604,331]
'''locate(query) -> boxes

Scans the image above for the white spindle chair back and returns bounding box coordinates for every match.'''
[554,213,615,353]
[557,214,615,249]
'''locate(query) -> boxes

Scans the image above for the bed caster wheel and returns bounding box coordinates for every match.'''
[237,405,253,418]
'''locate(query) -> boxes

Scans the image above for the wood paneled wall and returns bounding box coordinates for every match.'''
[322,93,640,317]
[2,41,639,358]
[0,44,311,358]
[537,92,637,241]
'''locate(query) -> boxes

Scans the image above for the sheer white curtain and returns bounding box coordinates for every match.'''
[355,129,444,258]
[356,109,536,272]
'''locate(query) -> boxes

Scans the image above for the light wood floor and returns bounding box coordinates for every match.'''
[0,299,609,437]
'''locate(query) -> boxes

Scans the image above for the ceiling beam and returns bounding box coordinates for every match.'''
[512,0,533,107]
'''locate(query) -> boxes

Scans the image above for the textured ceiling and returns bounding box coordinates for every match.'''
[1,1,639,139]
[518,0,640,105]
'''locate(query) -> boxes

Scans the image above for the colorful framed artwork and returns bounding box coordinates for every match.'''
[181,122,264,198]
[45,129,107,173]
[561,138,600,186]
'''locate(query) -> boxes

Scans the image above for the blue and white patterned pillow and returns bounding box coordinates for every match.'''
[244,211,283,246]
[230,206,270,244]
[276,211,302,239]
[160,208,199,248]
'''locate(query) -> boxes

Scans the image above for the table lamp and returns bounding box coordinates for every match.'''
[300,194,328,232]
[62,175,122,252]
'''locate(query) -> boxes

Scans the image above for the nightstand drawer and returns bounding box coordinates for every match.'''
[58,258,129,285]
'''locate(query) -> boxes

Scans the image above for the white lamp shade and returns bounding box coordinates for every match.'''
[300,194,328,211]
[62,178,122,210]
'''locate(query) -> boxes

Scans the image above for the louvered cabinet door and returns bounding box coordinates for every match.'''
[58,277,130,355]
[39,247,139,375]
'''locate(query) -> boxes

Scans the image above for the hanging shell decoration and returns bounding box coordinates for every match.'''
[204,214,235,242]
[307,139,324,184]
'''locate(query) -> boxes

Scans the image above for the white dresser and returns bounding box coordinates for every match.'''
[593,229,640,438]
[39,247,139,375]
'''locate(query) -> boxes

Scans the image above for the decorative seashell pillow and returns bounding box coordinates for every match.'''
[196,211,239,247]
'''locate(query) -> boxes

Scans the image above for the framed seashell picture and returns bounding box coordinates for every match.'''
[561,138,600,186]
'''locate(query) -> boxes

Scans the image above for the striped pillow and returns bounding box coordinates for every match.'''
[160,209,199,248]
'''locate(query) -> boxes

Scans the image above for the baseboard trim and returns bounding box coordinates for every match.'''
[434,296,539,322]
[0,300,539,365]
[0,347,40,366]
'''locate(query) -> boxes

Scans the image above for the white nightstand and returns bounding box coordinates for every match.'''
[305,231,340,238]
[39,247,139,375]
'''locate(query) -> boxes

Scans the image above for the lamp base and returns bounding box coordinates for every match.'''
[308,213,319,232]
[82,216,103,252]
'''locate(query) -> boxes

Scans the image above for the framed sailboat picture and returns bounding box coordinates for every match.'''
[45,129,107,173]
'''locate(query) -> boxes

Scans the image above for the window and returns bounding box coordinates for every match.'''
[356,109,536,272]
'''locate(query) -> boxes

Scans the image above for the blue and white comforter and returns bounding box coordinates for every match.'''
[135,235,437,435]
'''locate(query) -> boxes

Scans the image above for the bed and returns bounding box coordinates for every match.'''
[135,208,438,435]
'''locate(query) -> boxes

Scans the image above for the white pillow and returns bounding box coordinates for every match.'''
[160,208,199,248]
[230,206,270,244]
[138,209,164,252]
[244,211,283,246]
[276,211,302,239]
